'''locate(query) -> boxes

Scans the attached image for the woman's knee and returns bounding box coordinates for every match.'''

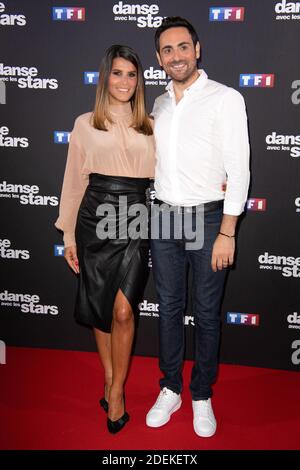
[113,305,133,325]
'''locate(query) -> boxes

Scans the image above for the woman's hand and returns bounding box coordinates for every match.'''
[64,245,80,274]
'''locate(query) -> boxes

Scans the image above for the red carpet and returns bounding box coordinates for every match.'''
[0,347,299,450]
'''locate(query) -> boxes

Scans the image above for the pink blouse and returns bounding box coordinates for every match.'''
[55,103,156,247]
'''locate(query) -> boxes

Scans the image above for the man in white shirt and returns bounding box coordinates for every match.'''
[146,17,250,437]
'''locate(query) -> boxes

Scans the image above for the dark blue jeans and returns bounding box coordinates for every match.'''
[150,204,227,400]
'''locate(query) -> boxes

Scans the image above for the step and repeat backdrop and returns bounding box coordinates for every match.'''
[1,0,299,370]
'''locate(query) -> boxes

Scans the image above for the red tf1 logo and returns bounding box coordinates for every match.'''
[52,7,85,21]
[227,313,260,326]
[247,198,267,211]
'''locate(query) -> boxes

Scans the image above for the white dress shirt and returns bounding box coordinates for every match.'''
[152,70,250,215]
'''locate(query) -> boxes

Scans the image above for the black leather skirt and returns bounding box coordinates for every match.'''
[74,173,150,333]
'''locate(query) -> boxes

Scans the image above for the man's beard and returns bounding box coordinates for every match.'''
[167,61,198,84]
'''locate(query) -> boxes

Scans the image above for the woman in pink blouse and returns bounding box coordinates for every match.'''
[55,45,155,434]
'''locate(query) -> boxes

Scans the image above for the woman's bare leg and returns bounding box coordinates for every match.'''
[108,288,134,421]
[94,328,112,400]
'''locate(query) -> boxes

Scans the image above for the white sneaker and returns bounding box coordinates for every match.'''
[146,387,182,428]
[192,398,217,437]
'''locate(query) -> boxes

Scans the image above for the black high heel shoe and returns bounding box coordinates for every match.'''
[107,411,129,434]
[99,397,108,413]
[99,384,110,413]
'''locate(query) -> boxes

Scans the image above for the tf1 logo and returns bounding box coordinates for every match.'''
[54,245,64,256]
[52,7,85,21]
[209,7,245,21]
[240,74,275,88]
[227,313,260,326]
[84,72,99,85]
[247,198,267,211]
[54,131,70,144]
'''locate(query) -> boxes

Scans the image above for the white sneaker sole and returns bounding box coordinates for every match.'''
[146,400,182,428]
[193,423,217,438]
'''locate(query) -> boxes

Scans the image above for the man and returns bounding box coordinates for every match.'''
[147,17,250,437]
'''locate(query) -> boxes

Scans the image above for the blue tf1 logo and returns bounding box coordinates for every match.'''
[54,245,64,256]
[54,131,70,144]
[84,72,99,85]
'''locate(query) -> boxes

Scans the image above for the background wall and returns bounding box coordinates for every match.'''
[1,0,300,370]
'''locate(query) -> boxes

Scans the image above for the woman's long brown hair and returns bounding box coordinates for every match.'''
[93,45,153,136]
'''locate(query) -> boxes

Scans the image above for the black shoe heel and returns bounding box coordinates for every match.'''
[107,412,129,434]
[99,397,108,413]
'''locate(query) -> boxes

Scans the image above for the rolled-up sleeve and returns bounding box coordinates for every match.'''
[54,118,89,247]
[220,89,250,216]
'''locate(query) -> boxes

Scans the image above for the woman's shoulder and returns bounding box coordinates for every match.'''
[148,115,154,130]
[74,111,93,128]
[70,112,93,144]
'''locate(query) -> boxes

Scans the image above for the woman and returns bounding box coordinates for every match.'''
[55,45,155,434]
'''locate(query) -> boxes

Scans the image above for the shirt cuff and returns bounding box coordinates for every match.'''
[223,200,246,216]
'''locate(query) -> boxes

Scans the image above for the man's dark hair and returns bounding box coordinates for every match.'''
[155,16,199,52]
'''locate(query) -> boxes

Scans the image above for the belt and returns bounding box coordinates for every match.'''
[154,198,224,213]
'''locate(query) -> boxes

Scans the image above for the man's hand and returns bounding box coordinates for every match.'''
[64,245,80,274]
[211,234,235,272]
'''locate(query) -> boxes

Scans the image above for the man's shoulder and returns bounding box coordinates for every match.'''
[153,91,169,106]
[151,91,170,116]
[206,78,244,101]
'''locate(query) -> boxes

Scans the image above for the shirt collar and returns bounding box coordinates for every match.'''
[109,102,132,117]
[166,69,208,97]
